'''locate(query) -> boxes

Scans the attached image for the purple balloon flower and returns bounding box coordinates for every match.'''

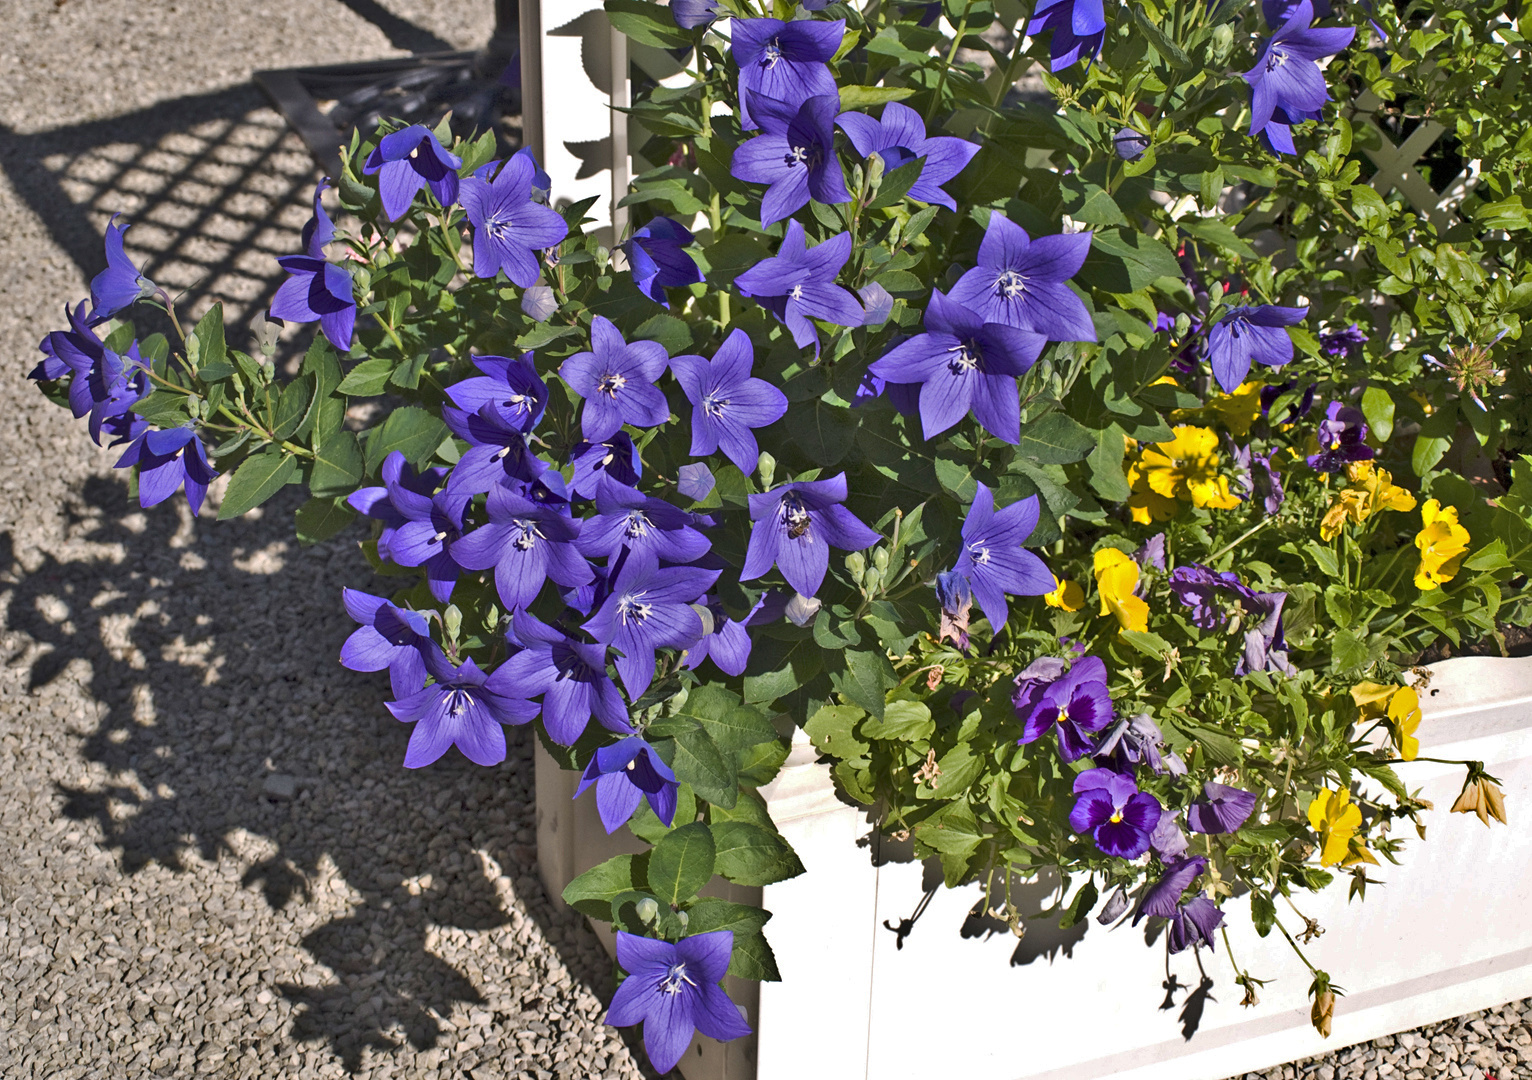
[1135,855,1208,923]
[560,316,671,442]
[75,336,148,446]
[443,352,547,430]
[453,482,593,610]
[1188,781,1258,834]
[677,462,716,503]
[1259,103,1322,156]
[952,484,1055,633]
[340,589,432,699]
[300,177,336,259]
[731,93,851,228]
[682,593,767,677]
[1307,401,1374,473]
[575,478,712,568]
[742,473,881,598]
[731,17,844,131]
[347,453,447,560]
[30,300,94,383]
[672,0,721,29]
[269,252,356,353]
[1167,895,1225,953]
[460,153,568,285]
[836,101,979,211]
[733,220,863,353]
[867,288,1047,443]
[1114,127,1150,161]
[1019,654,1115,761]
[607,930,752,1075]
[1027,0,1108,71]
[1093,712,1187,776]
[1263,0,1330,25]
[627,216,704,305]
[948,213,1096,342]
[363,124,463,221]
[90,215,157,319]
[381,461,473,603]
[442,406,549,498]
[386,650,537,768]
[570,433,642,499]
[486,609,630,745]
[1206,304,1308,392]
[576,737,680,833]
[1243,2,1354,150]
[583,558,720,699]
[1068,767,1163,859]
[670,327,788,473]
[115,426,218,515]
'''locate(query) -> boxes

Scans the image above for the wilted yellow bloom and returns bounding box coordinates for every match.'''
[1451,771,1508,827]
[1311,986,1335,1038]
[1043,575,1085,611]
[1135,426,1244,511]
[1094,548,1149,633]
[1307,787,1362,867]
[1349,680,1396,720]
[1413,499,1470,590]
[1319,461,1417,540]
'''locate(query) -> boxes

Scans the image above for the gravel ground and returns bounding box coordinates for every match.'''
[0,3,1526,1080]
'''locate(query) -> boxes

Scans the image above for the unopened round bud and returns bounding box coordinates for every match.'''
[863,566,882,592]
[757,451,776,490]
[873,547,890,571]
[635,898,659,923]
[845,551,866,579]
[443,604,463,640]
[676,910,689,929]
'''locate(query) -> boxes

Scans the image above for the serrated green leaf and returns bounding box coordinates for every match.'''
[667,727,738,807]
[294,496,356,544]
[647,822,716,906]
[1018,411,1096,465]
[364,406,448,473]
[832,649,896,719]
[710,821,804,886]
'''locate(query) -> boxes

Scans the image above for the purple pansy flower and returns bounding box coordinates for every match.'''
[1238,589,1294,676]
[1243,2,1354,151]
[742,473,881,598]
[1169,564,1248,630]
[461,153,568,285]
[1093,712,1187,776]
[1068,767,1163,859]
[340,589,432,699]
[570,432,642,499]
[560,316,671,442]
[935,570,974,651]
[453,482,593,610]
[627,216,704,305]
[607,930,752,1075]
[1149,812,1189,861]
[443,351,548,431]
[670,328,788,473]
[951,485,1054,633]
[486,609,630,745]
[731,17,844,131]
[576,737,680,833]
[1135,855,1208,923]
[1169,564,1293,676]
[583,559,720,699]
[442,406,549,498]
[1019,654,1115,761]
[866,288,1047,443]
[948,213,1096,342]
[362,124,463,221]
[1231,442,1286,515]
[1307,401,1373,473]
[731,94,851,228]
[386,649,537,768]
[115,426,218,515]
[575,478,712,568]
[1011,655,1067,721]
[1320,322,1368,357]
[1206,304,1308,392]
[90,215,157,319]
[269,250,356,353]
[1167,895,1225,953]
[1188,781,1258,834]
[347,454,447,560]
[733,221,863,353]
[380,461,473,603]
[1027,0,1108,71]
[836,101,980,211]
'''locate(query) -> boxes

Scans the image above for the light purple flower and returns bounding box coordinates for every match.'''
[576,738,680,833]
[741,473,880,598]
[385,650,538,768]
[948,213,1096,342]
[1206,304,1308,392]
[560,316,671,442]
[339,589,431,699]
[670,327,788,473]
[952,484,1054,633]
[1068,767,1163,859]
[1135,855,1208,923]
[1149,812,1189,861]
[1188,782,1258,834]
[731,17,844,131]
[1167,895,1224,953]
[1243,2,1354,151]
[1093,712,1186,776]
[733,221,863,353]
[363,124,463,220]
[836,101,979,211]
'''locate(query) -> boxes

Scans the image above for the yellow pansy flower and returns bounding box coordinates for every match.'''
[1094,548,1149,633]
[1348,680,1396,721]
[1124,457,1180,524]
[1044,575,1085,611]
[1387,686,1422,761]
[1177,381,1264,438]
[1318,461,1417,540]
[1134,425,1243,511]
[1308,787,1362,867]
[1413,498,1469,590]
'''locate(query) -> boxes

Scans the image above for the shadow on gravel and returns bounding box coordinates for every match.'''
[3,474,614,1072]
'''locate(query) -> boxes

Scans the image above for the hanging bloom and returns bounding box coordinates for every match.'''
[1019,655,1115,761]
[948,213,1095,342]
[1135,856,1208,923]
[1237,589,1294,676]
[670,328,789,472]
[69,334,148,446]
[683,593,769,677]
[1149,812,1189,860]
[442,406,549,497]
[1097,885,1131,924]
[742,473,880,597]
[1188,782,1258,834]
[570,432,642,498]
[30,300,96,384]
[1027,0,1108,71]
[460,153,569,285]
[90,215,157,319]
[731,17,844,131]
[577,737,680,833]
[1414,499,1470,590]
[114,426,218,515]
[300,177,336,258]
[866,289,1047,443]
[627,216,704,305]
[348,454,447,560]
[607,930,752,1074]
[363,124,463,220]
[1258,103,1322,156]
[1319,461,1417,540]
[1068,767,1163,859]
[672,0,722,29]
[731,94,850,228]
[1093,712,1187,776]
[340,589,432,699]
[1230,442,1286,516]
[934,570,974,650]
[380,465,473,603]
[1134,426,1243,510]
[1167,895,1225,953]
[453,483,593,610]
[951,485,1054,633]
[1307,787,1362,866]
[560,315,671,442]
[836,101,980,211]
[733,221,863,352]
[1044,574,1085,611]
[269,248,357,352]
[583,559,720,699]
[386,650,538,768]
[1450,769,1508,827]
[1206,305,1308,393]
[1094,548,1149,633]
[1386,685,1422,761]
[486,609,629,745]
[1307,402,1374,473]
[576,478,712,568]
[1244,3,1354,151]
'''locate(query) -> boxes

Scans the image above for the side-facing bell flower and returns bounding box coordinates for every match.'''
[731,94,850,228]
[445,351,547,433]
[1188,782,1258,834]
[363,124,463,220]
[1027,0,1108,71]
[951,485,1054,633]
[1069,767,1162,859]
[486,609,629,745]
[575,477,712,567]
[577,737,680,833]
[670,327,788,472]
[560,315,671,442]
[115,426,218,515]
[948,212,1095,342]
[1244,2,1354,150]
[1307,402,1373,473]
[1450,767,1508,827]
[1019,655,1115,760]
[1414,498,1470,591]
[382,465,473,602]
[570,433,642,499]
[340,589,431,698]
[583,559,720,699]
[460,152,569,285]
[90,215,157,319]
[442,406,548,498]
[627,216,704,305]
[347,454,447,560]
[683,593,767,677]
[606,930,752,1075]
[733,220,863,352]
[1206,304,1307,393]
[386,649,538,768]
[453,482,593,610]
[269,243,357,353]
[743,473,880,598]
[836,101,980,210]
[671,0,722,29]
[1094,712,1186,776]
[731,17,844,130]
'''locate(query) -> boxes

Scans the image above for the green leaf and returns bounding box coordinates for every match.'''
[217,449,298,520]
[1464,539,1511,572]
[364,406,448,472]
[743,634,824,705]
[1131,3,1191,66]
[515,323,584,350]
[685,700,778,755]
[1305,541,1341,579]
[647,822,717,906]
[1412,405,1456,477]
[1017,411,1096,465]
[838,85,915,111]
[831,649,896,719]
[711,821,804,886]
[271,375,315,441]
[633,312,692,356]
[562,854,640,920]
[1081,230,1182,292]
[1177,216,1258,259]
[1330,627,1370,673]
[132,390,192,428]
[1360,385,1395,442]
[294,496,355,544]
[860,699,933,741]
[309,430,364,496]
[804,703,869,758]
[336,357,394,396]
[667,727,738,808]
[1119,629,1172,658]
[1058,879,1098,929]
[604,0,693,47]
[787,399,856,466]
[867,156,926,210]
[683,898,779,981]
[1251,891,1276,937]
[1088,424,1132,502]
[193,303,230,380]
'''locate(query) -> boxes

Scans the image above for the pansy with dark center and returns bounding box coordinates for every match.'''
[670,327,788,472]
[742,473,880,598]
[385,649,537,768]
[951,484,1055,634]
[559,315,671,442]
[733,220,863,353]
[606,930,752,1074]
[730,17,844,130]
[575,477,712,568]
[583,558,720,699]
[115,425,218,515]
[1307,401,1374,473]
[340,589,433,699]
[1018,654,1115,761]
[836,101,979,211]
[460,153,569,285]
[731,93,850,228]
[452,482,592,611]
[576,738,681,834]
[1068,767,1163,859]
[1026,0,1108,71]
[362,124,463,221]
[485,609,629,745]
[1206,304,1308,392]
[1243,1,1355,152]
[948,212,1096,342]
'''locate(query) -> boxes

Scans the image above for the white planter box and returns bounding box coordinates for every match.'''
[536,655,1532,1080]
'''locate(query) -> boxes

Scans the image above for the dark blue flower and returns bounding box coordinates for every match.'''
[560,316,671,442]
[461,152,568,285]
[486,609,630,745]
[627,217,703,305]
[570,433,642,499]
[340,589,432,698]
[363,124,463,220]
[269,254,356,353]
[1206,304,1307,392]
[733,221,863,352]
[386,649,537,768]
[575,478,712,568]
[380,458,473,603]
[606,930,752,1075]
[731,17,844,131]
[670,328,788,473]
[444,351,547,433]
[948,212,1096,342]
[1320,322,1368,357]
[836,101,979,211]
[347,454,447,560]
[731,94,850,228]
[90,215,157,319]
[1244,2,1354,150]
[576,737,679,833]
[952,484,1054,634]
[114,426,218,515]
[452,482,593,610]
[442,406,548,498]
[742,473,880,597]
[1307,401,1373,473]
[583,558,720,699]
[1069,767,1163,859]
[1027,0,1107,71]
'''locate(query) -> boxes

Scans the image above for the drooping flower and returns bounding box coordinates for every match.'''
[671,0,722,29]
[1093,712,1187,776]
[340,589,431,698]
[1386,685,1422,761]
[363,124,463,221]
[670,327,788,472]
[836,101,980,211]
[742,473,880,597]
[627,216,704,305]
[380,463,473,602]
[269,246,357,353]
[1307,402,1374,473]
[560,315,671,442]
[1068,767,1163,859]
[1414,499,1470,591]
[1307,787,1362,866]
[30,300,96,384]
[1094,548,1149,633]
[951,485,1054,633]
[733,221,863,352]
[1043,575,1085,611]
[682,593,769,678]
[51,321,149,446]
[607,930,752,1074]
[1027,0,1108,70]
[1149,812,1190,860]
[486,609,630,745]
[1133,426,1243,510]
[577,737,680,833]
[1019,655,1115,761]
[1319,461,1417,540]
[1167,895,1225,953]
[570,432,642,498]
[442,406,548,498]
[1206,305,1308,393]
[1230,442,1286,516]
[583,559,720,699]
[460,152,569,285]
[386,649,538,768]
[1168,564,1248,630]
[1320,322,1368,357]
[731,17,844,131]
[1135,855,1208,923]
[1243,3,1354,151]
[866,289,1047,443]
[300,177,336,258]
[1098,884,1131,924]
[1238,588,1294,676]
[948,213,1095,342]
[114,426,218,515]
[731,94,850,228]
[452,483,593,610]
[1258,103,1323,156]
[1451,768,1508,827]
[90,215,157,319]
[934,570,973,650]
[576,478,712,568]
[1188,782,1258,834]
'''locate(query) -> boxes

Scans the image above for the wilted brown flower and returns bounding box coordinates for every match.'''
[1451,766,1508,827]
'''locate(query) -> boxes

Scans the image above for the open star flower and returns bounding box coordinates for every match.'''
[460,152,568,285]
[836,101,980,211]
[560,316,671,442]
[1094,548,1150,633]
[269,251,357,352]
[452,483,593,610]
[742,473,881,597]
[442,406,549,497]
[1307,402,1374,473]
[576,737,680,833]
[583,559,720,699]
[363,124,463,220]
[733,221,863,352]
[627,216,703,305]
[731,17,844,131]
[1027,0,1108,71]
[949,212,1095,341]
[575,478,712,568]
[115,426,218,515]
[486,609,629,745]
[1308,786,1362,866]
[1188,782,1258,834]
[1206,305,1308,393]
[867,289,1047,443]
[951,485,1054,632]
[670,327,788,472]
[608,930,752,1075]
[1019,654,1115,761]
[1069,767,1163,859]
[386,649,537,768]
[1093,712,1186,776]
[1244,2,1354,149]
[382,463,473,602]
[683,593,768,677]
[1414,498,1470,590]
[731,94,850,228]
[570,433,642,499]
[90,215,157,319]
[340,589,432,699]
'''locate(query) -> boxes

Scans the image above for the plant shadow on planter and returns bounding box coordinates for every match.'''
[5,475,624,1073]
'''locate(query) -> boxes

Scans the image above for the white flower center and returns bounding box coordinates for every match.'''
[995,269,1027,299]
[512,518,544,551]
[947,342,981,374]
[659,962,697,995]
[623,510,653,539]
[598,372,627,397]
[702,392,729,418]
[762,40,783,67]
[617,592,653,625]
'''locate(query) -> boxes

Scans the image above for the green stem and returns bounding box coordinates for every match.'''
[1206,516,1275,564]
[154,288,188,342]
[1272,914,1320,976]
[925,1,973,124]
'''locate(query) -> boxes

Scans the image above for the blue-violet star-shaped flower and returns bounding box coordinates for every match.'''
[570,432,642,499]
[575,477,713,568]
[742,473,880,598]
[363,124,463,221]
[627,216,704,306]
[486,609,630,746]
[90,215,157,319]
[1068,767,1163,859]
[1243,1,1354,149]
[836,101,980,211]
[576,737,680,833]
[1018,654,1114,761]
[386,649,537,768]
[733,220,863,353]
[442,406,548,498]
[560,315,671,442]
[952,484,1054,633]
[445,351,548,433]
[948,212,1096,342]
[269,248,357,353]
[731,17,844,131]
[682,593,768,678]
[1027,0,1107,71]
[347,454,447,560]
[670,327,788,473]
[583,558,720,699]
[1206,303,1307,392]
[381,461,474,603]
[730,93,850,228]
[114,426,219,515]
[460,152,569,285]
[453,482,593,610]
[606,930,752,1075]
[340,589,432,699]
